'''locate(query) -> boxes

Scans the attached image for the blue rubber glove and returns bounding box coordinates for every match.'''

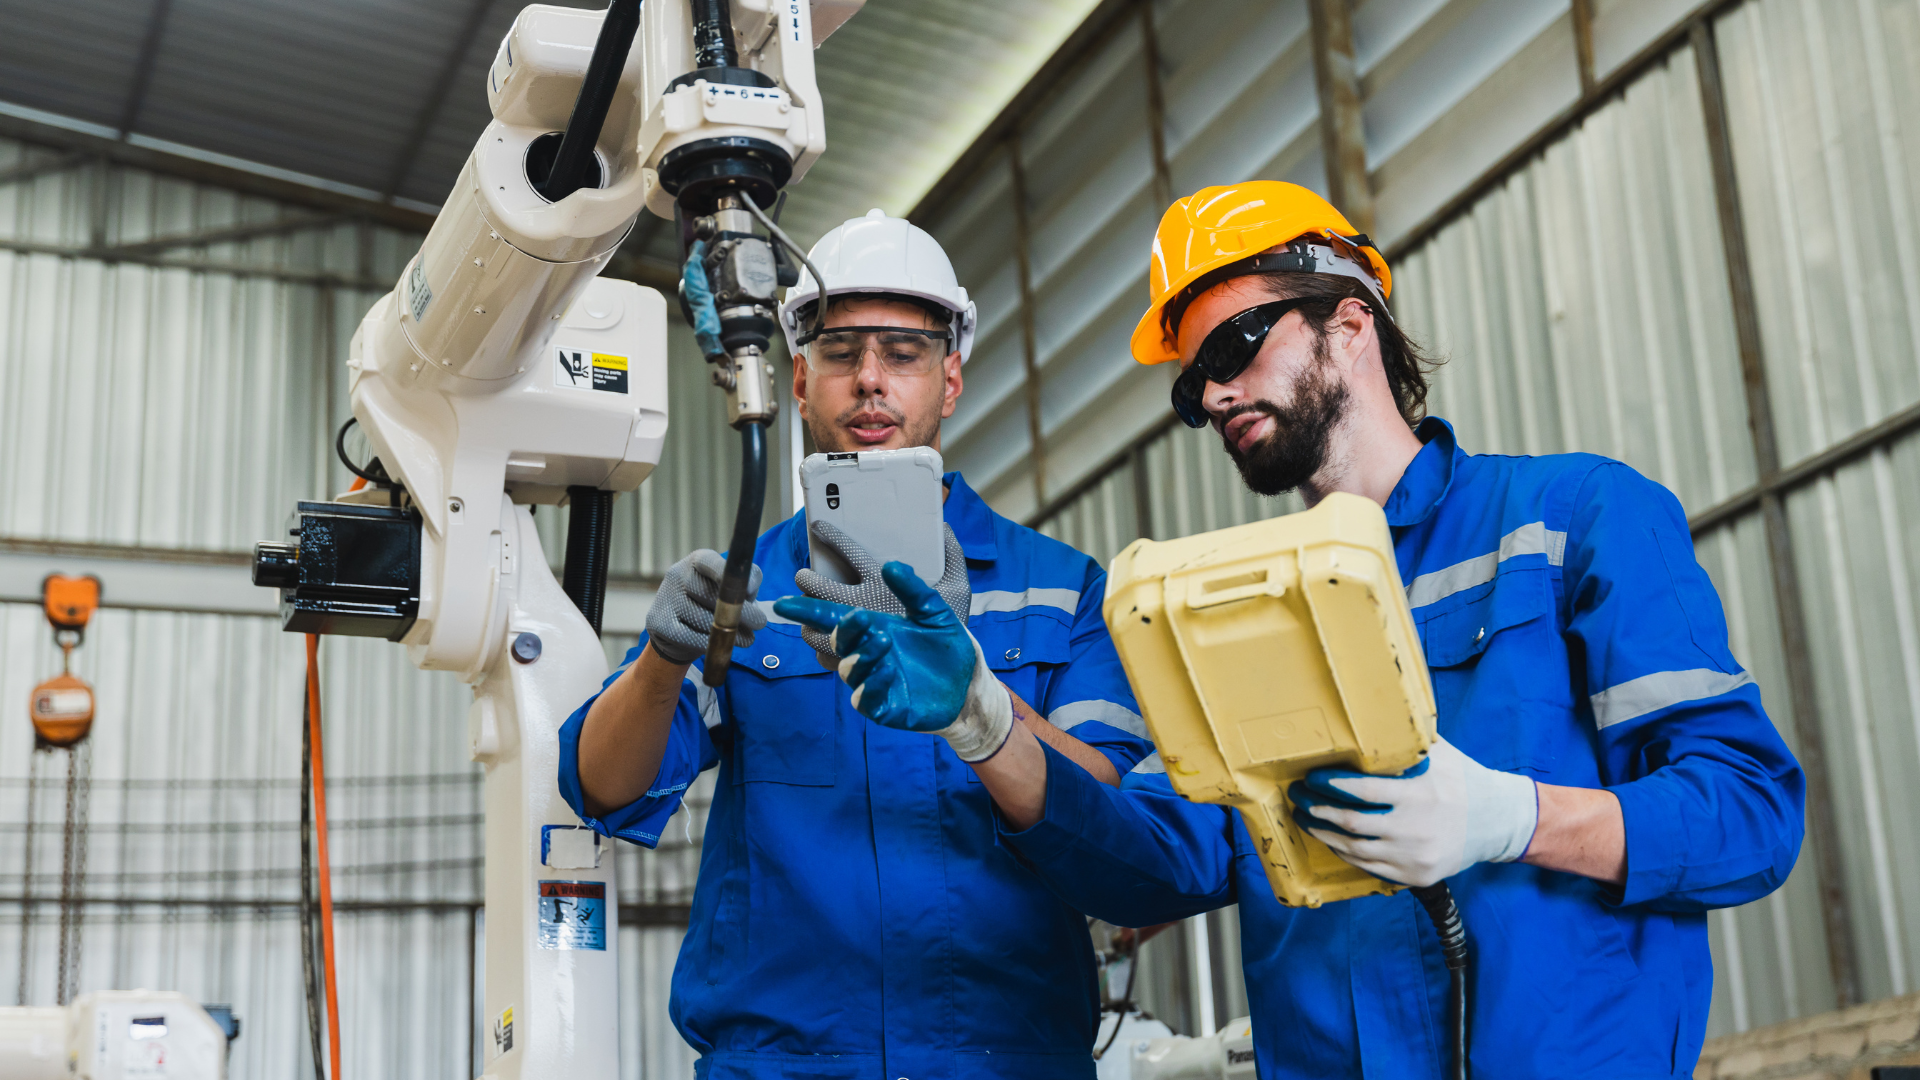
[774,561,1014,762]
[1286,736,1538,887]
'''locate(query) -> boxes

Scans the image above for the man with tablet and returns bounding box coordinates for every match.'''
[556,209,1154,1080]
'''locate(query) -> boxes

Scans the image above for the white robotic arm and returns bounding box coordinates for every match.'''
[251,3,862,1076]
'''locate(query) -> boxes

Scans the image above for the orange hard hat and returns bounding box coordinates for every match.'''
[1130,181,1392,364]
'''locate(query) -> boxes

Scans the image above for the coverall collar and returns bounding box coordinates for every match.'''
[1382,416,1461,528]
[942,471,999,562]
[784,468,1000,566]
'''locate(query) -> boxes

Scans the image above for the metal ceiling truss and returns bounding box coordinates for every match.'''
[117,0,175,137]
[0,150,90,187]
[383,0,497,202]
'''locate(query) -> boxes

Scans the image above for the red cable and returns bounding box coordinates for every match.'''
[305,633,343,1080]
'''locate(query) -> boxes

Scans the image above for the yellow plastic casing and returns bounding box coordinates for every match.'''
[1103,492,1437,908]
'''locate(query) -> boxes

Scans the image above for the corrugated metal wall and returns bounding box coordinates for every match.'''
[1003,0,1920,1045]
[927,0,1718,521]
[1714,0,1920,1012]
[0,133,746,1074]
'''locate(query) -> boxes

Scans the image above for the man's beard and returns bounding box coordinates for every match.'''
[807,397,940,452]
[1218,349,1350,497]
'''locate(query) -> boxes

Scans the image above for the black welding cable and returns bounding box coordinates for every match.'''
[703,422,768,686]
[1410,882,1469,1080]
[540,0,643,203]
[334,417,388,486]
[689,0,739,69]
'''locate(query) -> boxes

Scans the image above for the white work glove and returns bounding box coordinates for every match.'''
[794,519,972,668]
[1287,736,1539,887]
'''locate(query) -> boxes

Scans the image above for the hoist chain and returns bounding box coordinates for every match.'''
[15,748,42,1005]
[54,741,91,1005]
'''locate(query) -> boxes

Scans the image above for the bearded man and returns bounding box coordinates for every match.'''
[779,182,1806,1080]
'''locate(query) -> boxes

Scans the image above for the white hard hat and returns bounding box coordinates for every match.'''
[779,208,978,364]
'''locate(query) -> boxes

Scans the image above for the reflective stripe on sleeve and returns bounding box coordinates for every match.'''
[1590,668,1755,730]
[971,588,1081,616]
[684,673,722,729]
[1048,699,1149,740]
[1129,751,1166,775]
[1405,521,1568,609]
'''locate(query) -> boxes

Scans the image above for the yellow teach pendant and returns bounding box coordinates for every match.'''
[1104,492,1437,908]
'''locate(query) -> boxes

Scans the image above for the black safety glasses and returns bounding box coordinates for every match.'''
[1171,298,1313,429]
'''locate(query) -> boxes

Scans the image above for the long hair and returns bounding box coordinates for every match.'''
[1164,273,1444,425]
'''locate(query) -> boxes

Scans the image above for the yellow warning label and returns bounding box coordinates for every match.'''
[591,353,628,393]
[555,348,629,393]
[493,1005,514,1057]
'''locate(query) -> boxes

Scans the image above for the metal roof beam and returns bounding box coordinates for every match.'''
[1308,0,1375,234]
[0,150,90,187]
[1138,0,1173,211]
[383,0,497,201]
[0,112,436,233]
[117,0,176,136]
[1570,0,1599,97]
[103,213,344,255]
[1691,13,1859,1009]
[0,234,394,289]
[1008,133,1048,508]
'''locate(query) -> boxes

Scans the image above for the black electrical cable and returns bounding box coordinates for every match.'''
[539,0,643,203]
[334,417,389,486]
[562,486,616,634]
[1410,882,1469,1080]
[689,0,739,69]
[299,692,326,1080]
[1091,934,1141,1061]
[703,422,768,686]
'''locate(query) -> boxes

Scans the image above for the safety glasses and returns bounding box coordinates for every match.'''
[1170,298,1313,428]
[796,325,952,377]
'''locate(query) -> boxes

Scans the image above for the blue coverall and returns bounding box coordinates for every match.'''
[558,472,1155,1080]
[999,418,1806,1079]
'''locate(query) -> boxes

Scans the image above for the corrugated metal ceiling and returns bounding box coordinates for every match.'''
[0,0,1103,259]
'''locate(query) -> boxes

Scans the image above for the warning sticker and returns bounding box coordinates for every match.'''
[492,1005,514,1058]
[537,880,606,950]
[553,347,629,394]
[407,259,434,322]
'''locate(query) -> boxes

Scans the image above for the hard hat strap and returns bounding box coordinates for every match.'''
[1173,234,1389,325]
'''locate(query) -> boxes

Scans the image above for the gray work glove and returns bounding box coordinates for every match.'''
[794,519,971,668]
[646,549,767,665]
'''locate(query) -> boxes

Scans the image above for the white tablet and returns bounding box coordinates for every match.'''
[799,447,947,585]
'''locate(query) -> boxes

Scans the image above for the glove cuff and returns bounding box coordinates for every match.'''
[937,634,1014,763]
[1475,769,1540,864]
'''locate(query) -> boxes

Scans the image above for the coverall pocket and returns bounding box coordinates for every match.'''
[1418,567,1562,773]
[727,628,839,786]
[967,616,1071,782]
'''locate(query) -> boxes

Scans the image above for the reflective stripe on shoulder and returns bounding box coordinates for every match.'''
[1591,668,1755,729]
[1405,521,1567,609]
[683,673,722,729]
[972,587,1081,616]
[1129,751,1166,775]
[1049,699,1148,740]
